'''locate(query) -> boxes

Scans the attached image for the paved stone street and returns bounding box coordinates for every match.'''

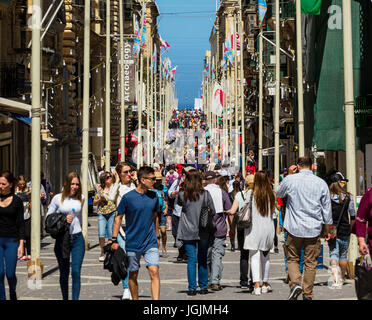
[11,214,357,300]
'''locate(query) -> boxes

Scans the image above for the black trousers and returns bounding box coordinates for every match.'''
[237,228,252,284]
[171,213,186,257]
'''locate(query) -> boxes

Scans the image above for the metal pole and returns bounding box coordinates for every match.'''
[233,13,239,170]
[146,37,150,165]
[274,0,280,190]
[296,0,305,157]
[105,0,111,170]
[342,0,358,269]
[138,51,143,168]
[30,0,42,262]
[119,0,125,161]
[81,0,90,248]
[239,2,245,177]
[258,30,263,171]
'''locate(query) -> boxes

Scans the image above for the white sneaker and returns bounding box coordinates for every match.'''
[252,287,261,295]
[98,254,105,262]
[122,288,132,300]
[261,284,272,293]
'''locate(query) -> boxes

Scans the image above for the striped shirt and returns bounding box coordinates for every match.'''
[275,170,333,238]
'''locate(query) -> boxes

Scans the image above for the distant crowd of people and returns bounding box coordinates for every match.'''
[1,154,371,300]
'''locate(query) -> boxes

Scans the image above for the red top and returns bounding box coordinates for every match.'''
[353,187,372,252]
[277,197,284,206]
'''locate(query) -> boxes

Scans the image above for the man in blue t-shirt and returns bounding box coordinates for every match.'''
[111,166,161,300]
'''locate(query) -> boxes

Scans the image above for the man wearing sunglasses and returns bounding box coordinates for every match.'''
[112,166,161,300]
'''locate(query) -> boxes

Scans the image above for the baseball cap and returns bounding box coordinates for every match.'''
[246,174,255,184]
[155,172,163,180]
[330,172,348,183]
[184,166,195,173]
[153,163,160,169]
[205,171,217,180]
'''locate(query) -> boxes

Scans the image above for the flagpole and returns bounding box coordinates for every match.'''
[342,0,358,270]
[274,0,280,190]
[150,38,154,165]
[119,0,125,161]
[137,1,146,168]
[81,0,90,248]
[296,0,305,157]
[146,31,150,165]
[233,13,239,170]
[105,0,111,170]
[258,29,264,171]
[239,0,245,177]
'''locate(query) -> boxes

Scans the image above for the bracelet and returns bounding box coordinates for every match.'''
[157,236,160,239]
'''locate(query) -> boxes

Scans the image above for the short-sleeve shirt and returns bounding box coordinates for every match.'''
[116,189,160,252]
[94,188,116,214]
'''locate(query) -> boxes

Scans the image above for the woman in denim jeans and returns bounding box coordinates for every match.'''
[177,169,216,296]
[47,172,85,300]
[93,171,119,262]
[327,173,355,288]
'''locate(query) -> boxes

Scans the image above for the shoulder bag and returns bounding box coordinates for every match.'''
[234,190,254,229]
[199,192,216,234]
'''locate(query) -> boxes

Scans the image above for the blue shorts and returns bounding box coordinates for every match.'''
[158,211,167,228]
[127,247,159,272]
[328,237,350,261]
[97,211,116,238]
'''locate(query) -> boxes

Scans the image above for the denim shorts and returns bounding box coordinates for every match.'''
[158,211,167,228]
[127,247,159,272]
[97,211,116,238]
[328,236,350,261]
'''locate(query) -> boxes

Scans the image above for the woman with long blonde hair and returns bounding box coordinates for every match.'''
[46,172,85,300]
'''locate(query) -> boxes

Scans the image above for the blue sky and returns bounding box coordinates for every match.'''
[156,0,217,109]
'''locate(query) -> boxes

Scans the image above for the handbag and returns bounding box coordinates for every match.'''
[329,195,350,240]
[355,255,372,300]
[199,192,216,234]
[234,190,254,229]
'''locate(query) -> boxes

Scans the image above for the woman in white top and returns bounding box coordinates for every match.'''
[46,172,85,300]
[112,162,136,300]
[227,174,255,289]
[243,171,275,295]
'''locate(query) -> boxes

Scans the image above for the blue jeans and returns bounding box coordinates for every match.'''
[54,232,85,300]
[208,237,226,285]
[184,239,209,290]
[97,211,116,239]
[0,237,18,300]
[328,236,350,261]
[284,231,304,273]
[117,233,129,289]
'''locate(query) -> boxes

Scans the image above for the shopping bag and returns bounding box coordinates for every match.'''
[354,255,372,300]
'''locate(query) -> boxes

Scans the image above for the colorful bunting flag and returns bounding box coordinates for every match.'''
[258,0,267,26]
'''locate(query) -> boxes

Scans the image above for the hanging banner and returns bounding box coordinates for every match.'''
[123,40,136,105]
[211,82,224,116]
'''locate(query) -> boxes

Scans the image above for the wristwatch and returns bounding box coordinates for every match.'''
[157,235,160,239]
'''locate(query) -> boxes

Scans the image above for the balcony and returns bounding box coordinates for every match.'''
[0,63,25,98]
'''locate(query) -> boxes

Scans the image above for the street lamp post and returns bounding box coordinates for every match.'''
[81,0,91,248]
[30,0,42,263]
[274,0,280,191]
[342,0,358,272]
[105,0,111,170]
[295,0,305,157]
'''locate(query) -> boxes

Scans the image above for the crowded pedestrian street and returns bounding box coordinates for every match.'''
[8,216,357,300]
[0,0,371,307]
